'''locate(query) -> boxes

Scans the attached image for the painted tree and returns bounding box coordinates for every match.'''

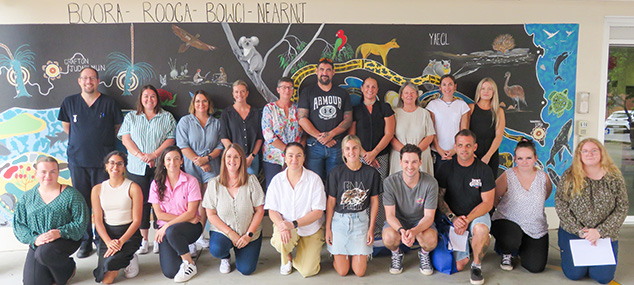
[0,43,34,98]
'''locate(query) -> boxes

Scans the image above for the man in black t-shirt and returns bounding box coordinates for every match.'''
[298,58,352,181]
[435,129,494,285]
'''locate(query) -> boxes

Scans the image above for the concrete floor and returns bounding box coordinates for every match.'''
[1,227,632,284]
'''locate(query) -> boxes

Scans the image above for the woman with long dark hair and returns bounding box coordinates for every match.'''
[149,146,202,282]
[91,151,143,283]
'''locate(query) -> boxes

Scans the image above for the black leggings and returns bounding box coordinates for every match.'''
[491,219,549,273]
[23,238,81,285]
[93,223,142,282]
[159,222,203,279]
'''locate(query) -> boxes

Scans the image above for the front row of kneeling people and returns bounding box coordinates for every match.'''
[13,130,627,284]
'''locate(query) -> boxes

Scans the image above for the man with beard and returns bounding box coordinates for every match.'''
[435,129,495,285]
[58,67,123,258]
[298,58,352,181]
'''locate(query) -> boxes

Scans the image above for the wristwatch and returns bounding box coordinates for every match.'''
[447,213,456,222]
[247,232,254,238]
[292,220,299,228]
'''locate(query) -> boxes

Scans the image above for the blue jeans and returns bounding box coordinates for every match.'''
[558,227,618,284]
[305,137,342,181]
[247,153,260,175]
[208,231,262,275]
[262,161,283,190]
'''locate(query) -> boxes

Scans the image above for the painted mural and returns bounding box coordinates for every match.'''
[0,23,577,225]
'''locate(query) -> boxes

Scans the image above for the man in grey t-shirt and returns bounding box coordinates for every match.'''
[382,144,438,276]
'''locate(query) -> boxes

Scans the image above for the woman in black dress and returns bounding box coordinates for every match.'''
[469,77,506,177]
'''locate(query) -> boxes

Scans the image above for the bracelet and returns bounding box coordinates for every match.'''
[397,227,405,233]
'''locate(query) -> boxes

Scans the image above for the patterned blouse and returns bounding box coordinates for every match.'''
[555,170,629,240]
[13,185,89,248]
[261,102,302,165]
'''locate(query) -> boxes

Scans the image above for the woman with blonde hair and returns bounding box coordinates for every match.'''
[203,144,265,275]
[556,138,628,284]
[325,135,381,277]
[469,77,506,177]
[389,81,435,175]
[176,90,224,249]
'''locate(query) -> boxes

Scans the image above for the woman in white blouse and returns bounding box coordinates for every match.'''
[203,144,265,275]
[265,142,327,277]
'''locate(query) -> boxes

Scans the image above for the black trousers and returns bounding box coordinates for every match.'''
[93,223,142,282]
[491,219,549,273]
[159,222,203,279]
[126,166,157,230]
[23,238,81,285]
[68,164,108,245]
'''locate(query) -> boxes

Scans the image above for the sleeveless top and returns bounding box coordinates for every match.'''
[100,178,133,226]
[492,168,548,239]
[469,104,497,159]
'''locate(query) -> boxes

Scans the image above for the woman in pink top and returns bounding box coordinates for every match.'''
[149,145,202,282]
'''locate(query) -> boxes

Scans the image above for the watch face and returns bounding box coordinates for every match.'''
[248,232,253,237]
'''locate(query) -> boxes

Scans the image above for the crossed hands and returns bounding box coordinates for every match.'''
[34,229,61,246]
[317,132,336,148]
[452,215,470,236]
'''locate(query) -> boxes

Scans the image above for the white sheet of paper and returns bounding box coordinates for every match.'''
[570,238,616,266]
[448,226,469,252]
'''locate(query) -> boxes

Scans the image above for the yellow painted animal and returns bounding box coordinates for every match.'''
[355,39,399,66]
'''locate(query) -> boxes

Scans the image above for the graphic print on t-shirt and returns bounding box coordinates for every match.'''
[313,95,342,120]
[340,181,368,211]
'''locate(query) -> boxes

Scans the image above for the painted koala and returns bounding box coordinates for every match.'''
[238,36,264,74]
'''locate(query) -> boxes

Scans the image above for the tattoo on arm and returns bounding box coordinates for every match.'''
[298,108,309,119]
[437,187,452,216]
[338,111,353,130]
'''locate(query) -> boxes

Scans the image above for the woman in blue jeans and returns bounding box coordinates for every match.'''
[203,143,265,275]
[555,138,628,284]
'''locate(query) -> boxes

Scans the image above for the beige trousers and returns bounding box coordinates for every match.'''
[270,225,325,277]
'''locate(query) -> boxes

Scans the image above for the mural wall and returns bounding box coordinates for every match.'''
[0,23,577,225]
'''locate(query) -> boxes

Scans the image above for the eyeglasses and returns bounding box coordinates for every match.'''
[277,86,294,90]
[107,161,125,167]
[79,76,97,81]
[581,149,600,155]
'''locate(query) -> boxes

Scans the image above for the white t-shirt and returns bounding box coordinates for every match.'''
[264,167,326,236]
[426,98,470,151]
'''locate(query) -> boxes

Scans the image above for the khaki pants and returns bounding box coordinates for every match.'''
[270,225,325,277]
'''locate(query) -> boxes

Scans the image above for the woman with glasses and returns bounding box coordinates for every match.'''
[261,77,304,188]
[556,138,628,284]
[91,151,143,283]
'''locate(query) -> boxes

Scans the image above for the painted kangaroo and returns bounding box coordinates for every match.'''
[355,38,400,66]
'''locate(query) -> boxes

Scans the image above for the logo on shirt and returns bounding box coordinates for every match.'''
[341,181,368,211]
[416,197,425,205]
[469,178,482,188]
[319,105,336,120]
[313,95,342,120]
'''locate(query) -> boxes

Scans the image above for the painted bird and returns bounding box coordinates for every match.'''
[503,71,527,111]
[331,29,347,60]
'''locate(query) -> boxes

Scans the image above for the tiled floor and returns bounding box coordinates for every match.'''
[1,227,632,284]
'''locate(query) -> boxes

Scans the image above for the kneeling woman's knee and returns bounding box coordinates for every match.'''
[237,261,258,276]
[34,244,59,265]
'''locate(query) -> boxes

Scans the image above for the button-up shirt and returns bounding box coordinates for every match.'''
[202,175,265,240]
[118,109,176,175]
[264,167,326,236]
[219,105,262,154]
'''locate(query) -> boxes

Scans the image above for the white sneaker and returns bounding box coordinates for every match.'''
[124,254,139,278]
[195,235,209,248]
[174,260,197,282]
[189,244,198,258]
[219,258,231,274]
[137,240,149,255]
[152,241,160,254]
[280,260,292,275]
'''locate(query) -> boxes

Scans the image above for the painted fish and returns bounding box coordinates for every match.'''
[553,51,569,82]
[546,119,573,167]
[547,167,561,187]
[46,131,68,146]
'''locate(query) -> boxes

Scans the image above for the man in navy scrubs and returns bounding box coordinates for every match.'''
[58,67,123,258]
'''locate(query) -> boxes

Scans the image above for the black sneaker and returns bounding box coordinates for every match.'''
[418,250,433,275]
[389,251,403,274]
[470,266,485,285]
[500,254,513,271]
[77,242,94,259]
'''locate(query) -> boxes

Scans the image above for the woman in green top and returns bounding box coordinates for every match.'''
[13,156,89,285]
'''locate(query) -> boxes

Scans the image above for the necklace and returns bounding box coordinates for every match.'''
[363,99,376,106]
